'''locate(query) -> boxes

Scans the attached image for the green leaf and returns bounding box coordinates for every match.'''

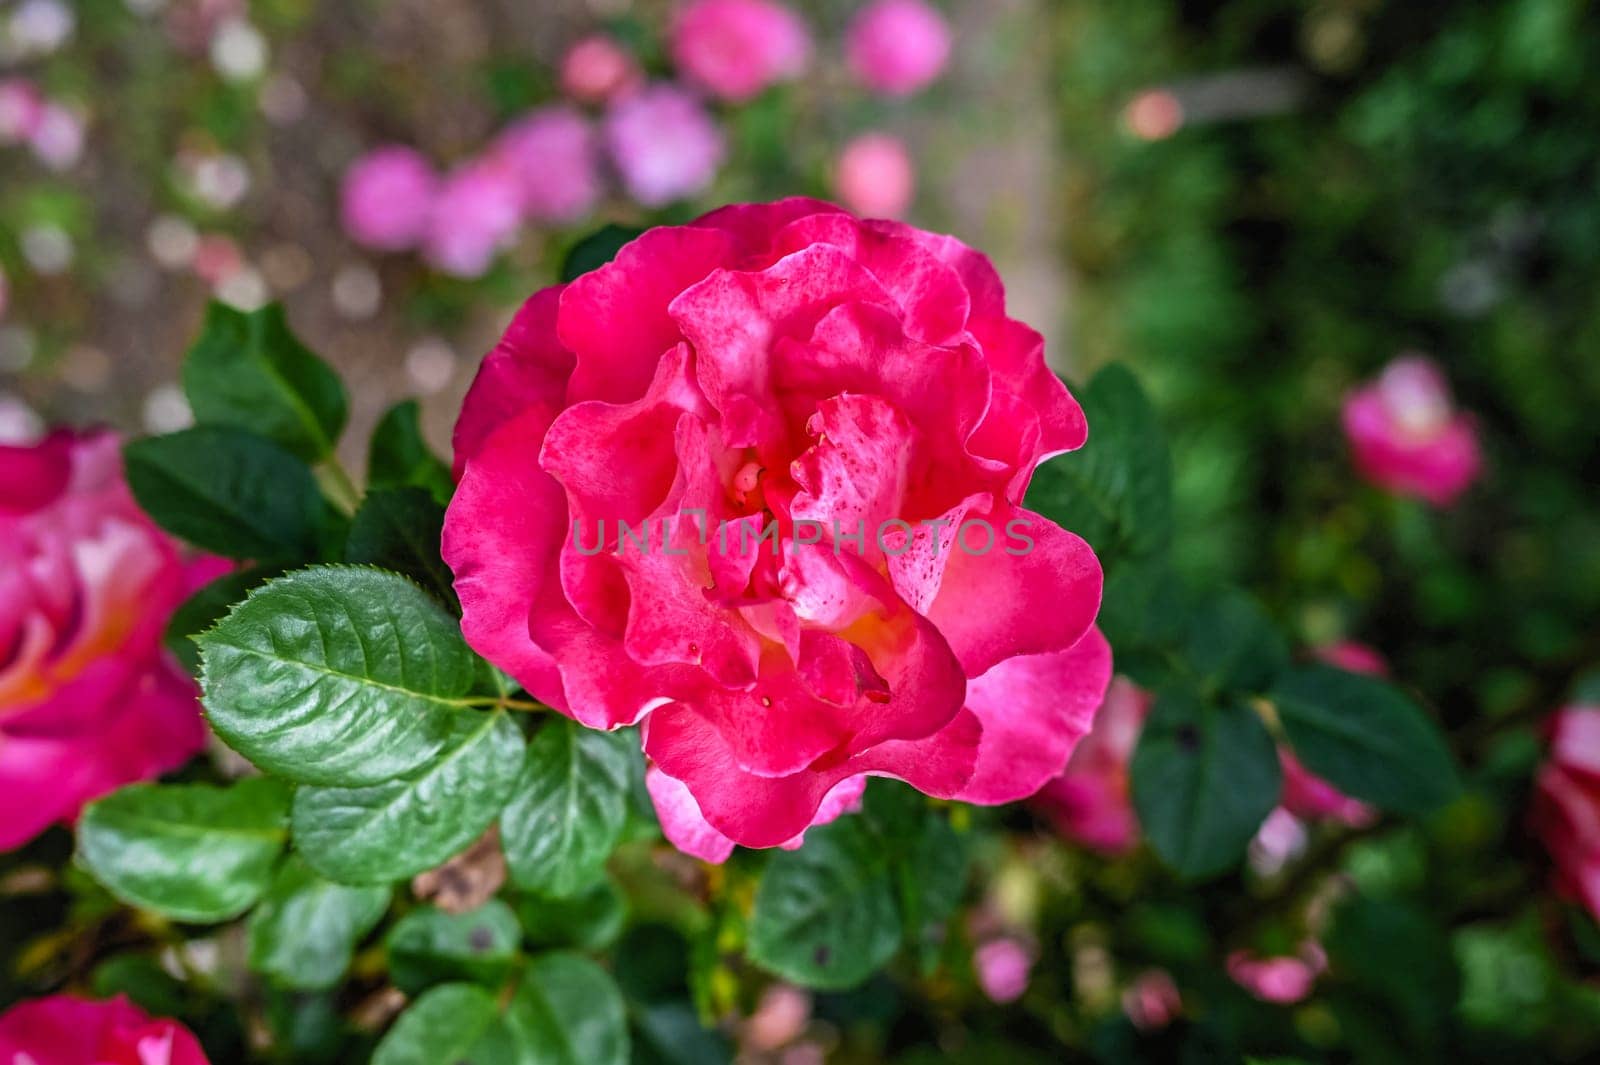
[164,565,280,673]
[501,720,635,897]
[124,427,334,563]
[76,778,291,922]
[369,400,454,505]
[517,877,627,951]
[386,900,522,995]
[632,1002,733,1065]
[199,566,481,786]
[292,709,526,885]
[343,487,456,607]
[1131,692,1282,879]
[505,952,629,1065]
[182,302,348,461]
[246,857,391,990]
[748,817,902,989]
[560,224,644,283]
[1178,590,1290,697]
[1026,363,1173,564]
[1273,665,1461,814]
[372,984,520,1065]
[861,782,969,969]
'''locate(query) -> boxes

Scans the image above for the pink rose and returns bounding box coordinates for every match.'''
[0,432,208,850]
[846,0,952,98]
[444,199,1109,850]
[1278,750,1375,826]
[1123,969,1182,1031]
[974,937,1034,1003]
[1341,354,1482,506]
[423,159,524,278]
[560,35,641,106]
[834,133,916,220]
[604,84,726,208]
[1226,942,1327,1004]
[1034,678,1149,854]
[0,77,44,144]
[340,146,439,252]
[646,765,865,862]
[1531,706,1600,921]
[671,0,811,102]
[0,994,209,1064]
[490,107,603,224]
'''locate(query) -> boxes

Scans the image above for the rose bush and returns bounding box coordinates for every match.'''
[0,430,210,851]
[444,198,1111,850]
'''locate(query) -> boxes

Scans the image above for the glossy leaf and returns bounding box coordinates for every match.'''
[246,857,390,990]
[369,400,454,505]
[182,301,348,461]
[1274,665,1461,814]
[343,487,455,607]
[76,778,291,922]
[292,709,526,885]
[372,983,520,1065]
[198,566,480,786]
[1131,692,1282,879]
[501,720,635,898]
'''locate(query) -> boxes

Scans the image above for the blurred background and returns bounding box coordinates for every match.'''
[4,0,1600,1060]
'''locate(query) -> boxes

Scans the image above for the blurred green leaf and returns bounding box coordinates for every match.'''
[505,952,630,1065]
[369,400,454,505]
[292,710,525,885]
[343,487,455,607]
[77,778,290,922]
[386,899,522,995]
[372,983,520,1065]
[246,857,390,990]
[182,302,348,461]
[748,817,902,989]
[501,719,635,898]
[199,566,480,786]
[517,877,628,951]
[124,427,335,563]
[1274,665,1461,814]
[1131,692,1281,879]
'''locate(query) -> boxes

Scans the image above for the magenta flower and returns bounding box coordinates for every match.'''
[846,0,952,98]
[834,132,916,219]
[491,106,603,224]
[0,431,210,851]
[1531,706,1600,922]
[647,766,865,862]
[604,84,726,208]
[1226,942,1327,1004]
[1341,354,1483,506]
[443,199,1109,850]
[422,159,523,278]
[671,0,811,102]
[1034,678,1149,854]
[340,145,438,252]
[0,995,209,1064]
[560,34,641,105]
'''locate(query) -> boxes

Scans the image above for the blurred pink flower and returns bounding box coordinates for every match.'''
[1531,705,1600,922]
[1034,678,1150,854]
[846,0,952,98]
[1123,969,1183,1031]
[28,101,83,171]
[1227,942,1327,1004]
[1125,89,1184,140]
[0,78,43,144]
[1279,750,1375,826]
[0,994,209,1064]
[0,431,210,851]
[560,34,641,105]
[834,132,915,219]
[191,234,245,287]
[423,160,523,278]
[1342,354,1482,506]
[1315,639,1389,677]
[974,938,1034,1003]
[604,84,725,207]
[1248,805,1309,876]
[340,146,439,252]
[744,985,812,1052]
[491,107,603,224]
[671,0,811,102]
[646,765,866,863]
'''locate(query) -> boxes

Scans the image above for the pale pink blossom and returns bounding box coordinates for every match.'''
[490,107,603,224]
[560,35,641,105]
[834,133,916,219]
[846,0,951,97]
[340,146,439,252]
[1342,354,1482,506]
[604,84,726,207]
[423,160,523,278]
[974,937,1034,1003]
[671,0,811,102]
[1227,942,1327,1004]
